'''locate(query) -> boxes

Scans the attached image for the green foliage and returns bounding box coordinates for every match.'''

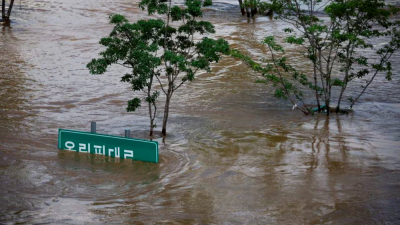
[285,36,304,45]
[139,0,169,15]
[230,40,315,115]
[243,0,257,8]
[258,1,273,15]
[146,91,160,104]
[332,78,343,87]
[171,6,183,21]
[235,0,400,114]
[262,36,284,52]
[127,98,141,112]
[88,0,229,135]
[87,14,164,134]
[203,0,212,7]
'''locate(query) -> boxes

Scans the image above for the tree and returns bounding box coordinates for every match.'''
[88,0,229,136]
[87,16,163,136]
[232,0,400,115]
[2,0,15,21]
[1,0,5,20]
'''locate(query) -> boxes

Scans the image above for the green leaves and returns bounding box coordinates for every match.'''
[178,20,215,35]
[139,0,168,15]
[257,0,400,112]
[88,14,164,118]
[139,0,208,19]
[89,0,229,135]
[332,78,344,87]
[146,91,160,104]
[262,36,284,52]
[285,36,305,45]
[185,0,203,18]
[203,0,212,7]
[87,58,110,74]
[306,24,326,33]
[197,38,229,61]
[171,6,183,21]
[109,14,128,24]
[231,39,312,110]
[127,98,141,112]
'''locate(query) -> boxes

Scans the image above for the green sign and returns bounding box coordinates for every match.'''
[58,129,158,163]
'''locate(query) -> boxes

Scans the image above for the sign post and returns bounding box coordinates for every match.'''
[58,129,158,163]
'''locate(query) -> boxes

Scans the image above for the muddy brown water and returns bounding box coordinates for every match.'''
[1,0,400,224]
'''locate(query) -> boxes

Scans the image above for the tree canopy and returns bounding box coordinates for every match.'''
[88,0,229,136]
[232,0,400,115]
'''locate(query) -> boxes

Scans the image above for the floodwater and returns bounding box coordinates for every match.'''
[1,0,400,224]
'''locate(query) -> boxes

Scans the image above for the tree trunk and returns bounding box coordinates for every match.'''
[265,9,273,18]
[313,59,321,112]
[150,102,156,137]
[251,8,256,18]
[238,0,245,15]
[325,77,331,116]
[149,125,154,136]
[6,0,14,19]
[2,0,5,19]
[161,89,172,136]
[246,7,251,18]
[148,101,154,136]
[336,85,346,113]
[326,83,332,116]
[337,43,353,113]
[326,99,330,116]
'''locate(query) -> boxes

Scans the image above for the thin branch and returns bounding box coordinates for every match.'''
[316,0,331,12]
[172,67,200,92]
[116,62,133,68]
[155,73,167,95]
[173,80,185,92]
[268,44,309,115]
[152,100,157,121]
[350,50,393,108]
[142,89,149,95]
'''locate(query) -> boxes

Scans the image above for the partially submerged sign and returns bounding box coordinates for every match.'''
[58,129,158,163]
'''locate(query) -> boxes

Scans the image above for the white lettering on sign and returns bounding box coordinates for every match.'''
[108,147,120,157]
[79,143,90,153]
[65,141,75,151]
[62,140,140,160]
[124,150,134,159]
[93,145,105,155]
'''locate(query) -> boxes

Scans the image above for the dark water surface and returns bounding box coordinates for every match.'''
[1,0,400,224]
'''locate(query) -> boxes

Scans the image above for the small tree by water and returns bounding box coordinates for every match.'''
[232,0,400,115]
[87,0,229,136]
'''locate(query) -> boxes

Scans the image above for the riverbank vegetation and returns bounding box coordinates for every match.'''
[232,0,400,115]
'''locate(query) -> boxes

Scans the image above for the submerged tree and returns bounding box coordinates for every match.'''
[88,16,163,136]
[237,0,274,18]
[2,0,15,21]
[232,0,400,115]
[88,0,229,136]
